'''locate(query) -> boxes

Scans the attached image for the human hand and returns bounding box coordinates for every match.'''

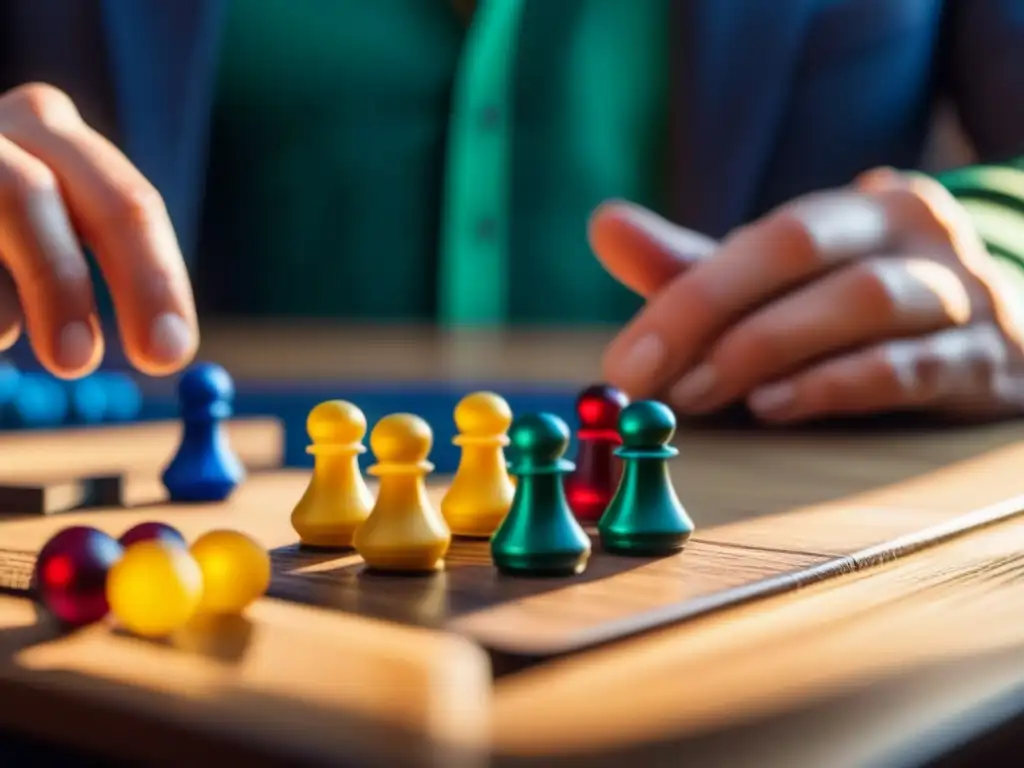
[0,83,197,378]
[592,169,1024,423]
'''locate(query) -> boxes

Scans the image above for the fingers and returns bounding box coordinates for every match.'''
[0,83,197,376]
[602,189,893,397]
[668,257,973,413]
[588,200,715,298]
[0,133,102,375]
[0,264,24,349]
[746,324,1011,423]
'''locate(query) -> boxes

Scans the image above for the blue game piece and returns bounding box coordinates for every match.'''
[65,376,107,424]
[160,362,245,502]
[0,359,21,407]
[6,373,70,428]
[92,372,143,422]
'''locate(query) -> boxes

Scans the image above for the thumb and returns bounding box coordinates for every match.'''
[588,200,718,298]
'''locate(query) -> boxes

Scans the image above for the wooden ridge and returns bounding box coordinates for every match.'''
[0,418,284,481]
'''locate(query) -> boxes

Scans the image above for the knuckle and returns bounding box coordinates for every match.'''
[848,260,900,319]
[759,205,821,272]
[714,321,786,373]
[890,185,936,220]
[2,83,80,129]
[99,182,166,230]
[0,157,59,213]
[882,182,958,242]
[806,372,849,411]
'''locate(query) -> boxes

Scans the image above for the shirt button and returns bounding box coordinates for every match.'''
[476,217,498,240]
[479,105,501,129]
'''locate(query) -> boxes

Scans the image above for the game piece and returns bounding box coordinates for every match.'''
[0,358,21,407]
[441,391,516,538]
[119,522,187,549]
[0,475,123,516]
[491,413,591,577]
[106,540,203,638]
[353,413,451,573]
[92,372,143,422]
[65,375,107,424]
[291,400,373,549]
[565,383,629,522]
[190,529,271,614]
[598,400,694,555]
[33,526,124,626]
[6,372,69,427]
[161,362,245,502]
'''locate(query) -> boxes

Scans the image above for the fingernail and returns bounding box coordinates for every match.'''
[57,321,96,371]
[148,313,194,364]
[669,364,716,409]
[607,333,667,392]
[749,382,796,416]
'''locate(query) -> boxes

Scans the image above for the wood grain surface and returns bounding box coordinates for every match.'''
[0,594,491,767]
[0,417,284,481]
[191,322,612,383]
[490,513,1024,765]
[1,356,1024,765]
[3,419,1024,664]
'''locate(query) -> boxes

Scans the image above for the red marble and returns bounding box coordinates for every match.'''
[119,521,187,549]
[33,526,123,627]
[565,384,629,522]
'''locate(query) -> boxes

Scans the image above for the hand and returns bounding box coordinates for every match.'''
[591,169,1024,423]
[0,83,197,378]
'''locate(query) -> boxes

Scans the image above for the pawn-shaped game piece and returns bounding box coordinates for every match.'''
[353,414,451,572]
[34,526,124,626]
[598,401,694,555]
[161,363,245,502]
[491,413,591,577]
[291,401,374,549]
[565,383,629,523]
[441,392,516,538]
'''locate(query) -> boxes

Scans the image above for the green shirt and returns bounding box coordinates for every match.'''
[199,1,1024,326]
[199,0,668,325]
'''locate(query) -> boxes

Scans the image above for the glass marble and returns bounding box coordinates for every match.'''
[34,526,124,626]
[106,541,203,638]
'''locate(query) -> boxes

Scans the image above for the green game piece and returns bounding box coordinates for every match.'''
[490,413,591,577]
[597,401,694,556]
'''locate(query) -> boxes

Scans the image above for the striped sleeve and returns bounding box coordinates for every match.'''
[937,158,1024,314]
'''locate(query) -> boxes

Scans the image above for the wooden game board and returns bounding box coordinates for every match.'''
[2,419,1024,666]
[3,416,1024,765]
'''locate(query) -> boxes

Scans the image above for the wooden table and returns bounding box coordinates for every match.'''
[4,323,1024,767]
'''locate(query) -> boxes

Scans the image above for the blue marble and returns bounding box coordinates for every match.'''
[65,376,108,424]
[0,359,21,407]
[92,372,143,421]
[161,362,245,502]
[6,373,69,428]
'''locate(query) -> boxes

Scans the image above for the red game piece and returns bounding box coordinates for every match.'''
[565,384,629,522]
[119,521,187,549]
[33,526,124,627]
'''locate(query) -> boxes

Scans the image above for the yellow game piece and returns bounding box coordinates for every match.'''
[441,391,516,538]
[106,540,203,638]
[352,413,451,572]
[190,529,271,614]
[291,400,374,549]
